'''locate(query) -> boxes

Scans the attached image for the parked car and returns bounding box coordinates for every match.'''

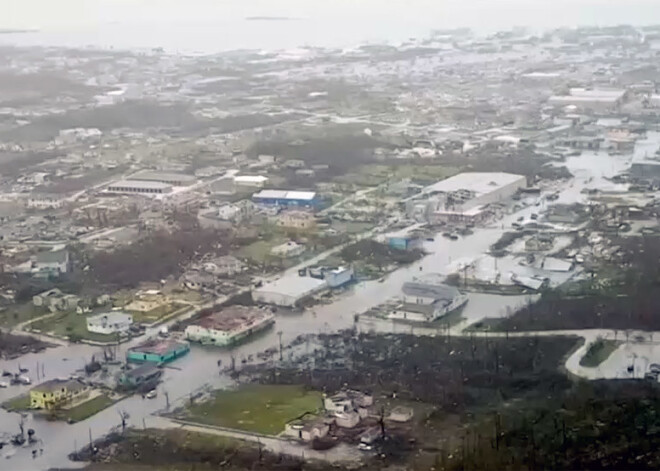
[0,381,8,388]
[146,389,157,399]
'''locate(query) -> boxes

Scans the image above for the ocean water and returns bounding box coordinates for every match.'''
[1,0,659,54]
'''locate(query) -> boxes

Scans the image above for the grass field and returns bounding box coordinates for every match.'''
[338,163,460,187]
[27,310,118,343]
[2,394,30,411]
[183,384,322,435]
[580,338,620,367]
[0,303,48,328]
[60,394,115,422]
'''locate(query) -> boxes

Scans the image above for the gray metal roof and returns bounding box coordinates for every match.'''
[35,249,69,264]
[402,282,460,302]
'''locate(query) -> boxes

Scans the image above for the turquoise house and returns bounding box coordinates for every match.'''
[127,338,190,364]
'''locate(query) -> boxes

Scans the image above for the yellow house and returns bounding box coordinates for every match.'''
[30,379,89,410]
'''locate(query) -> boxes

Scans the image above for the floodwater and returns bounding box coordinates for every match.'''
[2,133,660,469]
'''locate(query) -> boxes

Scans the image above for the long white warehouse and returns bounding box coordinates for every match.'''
[423,172,526,224]
[252,274,328,307]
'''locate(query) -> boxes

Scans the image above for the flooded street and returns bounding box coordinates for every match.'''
[3,133,660,470]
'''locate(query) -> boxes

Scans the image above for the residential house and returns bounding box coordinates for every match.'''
[284,416,330,442]
[271,241,305,258]
[277,210,316,230]
[525,234,555,252]
[30,379,90,410]
[33,289,79,311]
[86,312,133,335]
[117,363,162,389]
[388,406,414,423]
[33,249,70,276]
[202,255,245,277]
[335,410,360,428]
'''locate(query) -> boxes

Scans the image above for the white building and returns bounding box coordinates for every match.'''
[27,195,63,210]
[234,175,269,188]
[86,312,133,335]
[389,275,468,322]
[252,274,328,307]
[185,306,275,346]
[548,88,627,111]
[107,180,173,195]
[128,171,196,186]
[422,172,526,224]
[33,249,70,275]
[271,241,305,258]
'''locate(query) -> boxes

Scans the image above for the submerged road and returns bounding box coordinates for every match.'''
[2,137,660,469]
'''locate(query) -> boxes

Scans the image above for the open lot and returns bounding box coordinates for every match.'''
[179,384,323,435]
[27,310,120,343]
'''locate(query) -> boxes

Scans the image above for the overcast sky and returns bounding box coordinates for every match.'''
[4,0,660,30]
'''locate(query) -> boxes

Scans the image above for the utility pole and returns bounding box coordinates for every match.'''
[88,427,93,453]
[164,390,170,410]
[278,330,283,361]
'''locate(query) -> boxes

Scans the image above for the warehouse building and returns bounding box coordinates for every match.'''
[423,172,526,224]
[128,171,196,186]
[252,190,319,209]
[252,274,328,307]
[548,88,627,112]
[234,175,269,188]
[107,180,173,194]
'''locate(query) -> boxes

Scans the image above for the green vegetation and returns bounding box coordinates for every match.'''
[183,384,322,435]
[27,310,117,343]
[2,394,31,412]
[0,303,47,328]
[237,237,289,265]
[128,302,190,324]
[57,394,114,423]
[580,338,619,367]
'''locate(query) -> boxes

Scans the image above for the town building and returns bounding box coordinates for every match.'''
[271,241,305,258]
[284,417,330,442]
[201,255,246,277]
[308,266,355,288]
[276,210,316,230]
[234,175,269,188]
[86,312,133,335]
[185,306,275,346]
[387,235,424,251]
[33,249,71,276]
[548,88,628,111]
[422,172,526,224]
[252,190,319,209]
[128,171,196,186]
[107,180,173,195]
[127,338,190,364]
[30,379,90,410]
[27,195,64,210]
[117,363,162,389]
[252,274,328,307]
[390,276,468,322]
[198,200,254,228]
[388,406,414,423]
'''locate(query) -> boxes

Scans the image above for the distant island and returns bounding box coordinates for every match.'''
[245,16,296,21]
[0,28,38,34]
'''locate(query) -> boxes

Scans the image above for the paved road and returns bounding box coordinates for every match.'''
[151,416,363,464]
